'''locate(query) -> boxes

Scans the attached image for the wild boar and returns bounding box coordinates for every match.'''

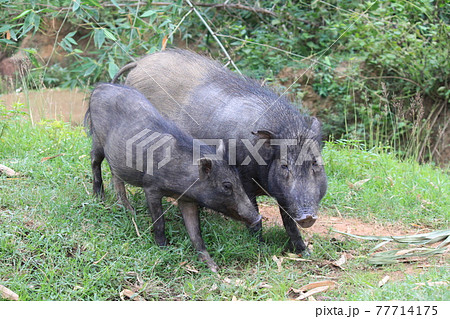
[113,49,327,254]
[85,83,261,271]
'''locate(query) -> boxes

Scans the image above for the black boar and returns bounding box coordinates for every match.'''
[113,49,327,254]
[85,83,261,271]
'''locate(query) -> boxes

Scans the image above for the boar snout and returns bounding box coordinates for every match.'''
[295,209,318,228]
[248,214,262,228]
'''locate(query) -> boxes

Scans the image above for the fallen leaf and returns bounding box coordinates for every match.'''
[40,153,65,162]
[231,295,238,301]
[182,263,199,274]
[235,279,244,286]
[209,283,218,292]
[272,255,283,272]
[284,253,312,262]
[295,286,329,300]
[298,280,336,292]
[120,289,144,301]
[348,178,371,190]
[332,253,347,269]
[223,277,232,284]
[0,285,19,301]
[256,282,273,289]
[288,280,336,301]
[0,164,19,177]
[378,275,390,287]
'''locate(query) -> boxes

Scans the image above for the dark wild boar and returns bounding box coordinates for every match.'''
[85,83,261,271]
[113,49,327,254]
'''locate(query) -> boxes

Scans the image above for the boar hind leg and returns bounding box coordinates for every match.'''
[178,200,218,272]
[90,146,105,199]
[112,175,134,212]
[144,188,167,247]
[279,207,308,255]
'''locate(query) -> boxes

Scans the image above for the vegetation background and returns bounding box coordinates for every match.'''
[1,0,449,165]
[0,0,449,301]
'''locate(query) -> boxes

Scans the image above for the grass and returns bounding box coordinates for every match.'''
[0,114,448,301]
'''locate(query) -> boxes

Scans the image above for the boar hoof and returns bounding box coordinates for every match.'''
[207,261,219,273]
[155,237,167,247]
[199,253,218,272]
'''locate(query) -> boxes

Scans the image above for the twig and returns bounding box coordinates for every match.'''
[40,153,65,162]
[93,252,108,264]
[184,0,242,75]
[131,216,141,237]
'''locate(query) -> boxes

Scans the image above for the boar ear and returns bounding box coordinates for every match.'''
[252,129,275,148]
[198,157,213,180]
[216,139,226,160]
[309,116,321,132]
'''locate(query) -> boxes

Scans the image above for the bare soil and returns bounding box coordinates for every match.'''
[258,203,423,238]
[2,88,88,125]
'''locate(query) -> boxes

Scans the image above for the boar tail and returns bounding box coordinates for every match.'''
[111,62,137,83]
[83,107,93,136]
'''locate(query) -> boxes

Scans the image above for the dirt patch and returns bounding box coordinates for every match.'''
[1,88,89,125]
[259,204,424,238]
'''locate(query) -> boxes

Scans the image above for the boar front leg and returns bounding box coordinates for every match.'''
[279,206,308,255]
[178,200,218,272]
[144,188,167,246]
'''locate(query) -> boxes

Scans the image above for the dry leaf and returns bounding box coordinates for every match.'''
[298,280,336,292]
[120,289,144,301]
[161,35,168,50]
[295,286,329,300]
[231,295,238,301]
[209,283,218,292]
[40,153,65,162]
[378,275,390,287]
[289,280,336,301]
[348,178,371,190]
[223,277,232,284]
[235,279,244,286]
[284,253,312,262]
[0,285,19,301]
[183,263,199,274]
[272,255,283,272]
[332,253,347,269]
[0,164,19,177]
[256,282,273,289]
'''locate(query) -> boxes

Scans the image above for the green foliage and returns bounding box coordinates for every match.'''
[0,0,448,163]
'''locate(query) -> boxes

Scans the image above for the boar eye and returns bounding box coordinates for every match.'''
[311,159,321,171]
[281,164,288,170]
[222,181,233,191]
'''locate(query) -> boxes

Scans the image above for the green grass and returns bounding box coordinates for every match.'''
[0,117,448,301]
[322,140,449,227]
